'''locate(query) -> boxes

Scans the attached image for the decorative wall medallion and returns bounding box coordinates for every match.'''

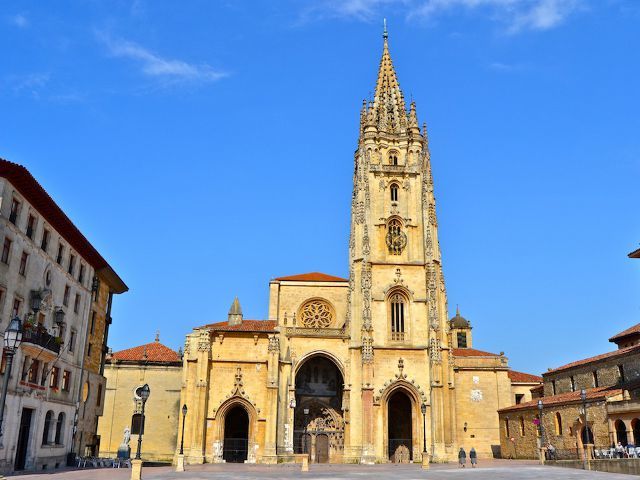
[470,389,483,402]
[472,376,480,385]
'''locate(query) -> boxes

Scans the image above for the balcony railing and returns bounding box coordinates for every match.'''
[22,329,61,354]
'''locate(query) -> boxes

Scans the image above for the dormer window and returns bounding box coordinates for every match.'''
[390,183,399,202]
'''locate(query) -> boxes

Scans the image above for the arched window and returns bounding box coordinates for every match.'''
[390,183,399,202]
[519,416,525,436]
[55,412,65,445]
[386,219,406,255]
[555,412,563,436]
[42,410,54,445]
[389,152,399,165]
[390,292,407,341]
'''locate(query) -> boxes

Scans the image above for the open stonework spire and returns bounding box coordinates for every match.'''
[228,296,243,325]
[365,24,409,134]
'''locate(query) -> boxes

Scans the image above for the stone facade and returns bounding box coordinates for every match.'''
[178,32,540,466]
[499,321,640,459]
[0,160,127,473]
[97,339,182,463]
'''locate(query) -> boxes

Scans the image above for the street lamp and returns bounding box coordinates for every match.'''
[537,399,545,463]
[421,403,429,469]
[29,290,42,313]
[179,404,188,455]
[135,384,151,460]
[580,388,589,470]
[303,407,310,455]
[0,317,23,442]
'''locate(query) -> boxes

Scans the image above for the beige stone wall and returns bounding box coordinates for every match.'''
[511,384,537,405]
[98,363,181,462]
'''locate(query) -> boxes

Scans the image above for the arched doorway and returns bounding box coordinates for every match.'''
[615,419,628,446]
[632,419,640,445]
[581,426,594,445]
[294,355,344,463]
[388,390,412,462]
[223,405,249,463]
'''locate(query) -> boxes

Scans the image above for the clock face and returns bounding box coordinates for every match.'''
[386,230,407,252]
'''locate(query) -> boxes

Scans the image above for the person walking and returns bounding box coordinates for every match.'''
[469,447,477,468]
[458,447,467,468]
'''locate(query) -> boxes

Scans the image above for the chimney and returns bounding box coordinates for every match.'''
[228,297,243,326]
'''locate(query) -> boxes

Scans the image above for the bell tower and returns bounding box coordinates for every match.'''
[347,24,454,462]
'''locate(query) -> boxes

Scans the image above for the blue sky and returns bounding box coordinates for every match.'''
[1,0,639,376]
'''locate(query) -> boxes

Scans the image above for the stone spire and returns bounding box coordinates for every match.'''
[228,296,243,326]
[370,22,407,133]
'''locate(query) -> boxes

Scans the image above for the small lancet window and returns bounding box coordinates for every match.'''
[390,183,399,202]
[390,292,406,341]
[389,153,399,165]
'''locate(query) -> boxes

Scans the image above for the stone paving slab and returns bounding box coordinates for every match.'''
[11,462,634,480]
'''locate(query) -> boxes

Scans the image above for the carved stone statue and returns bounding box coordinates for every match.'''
[123,427,131,445]
[117,427,131,459]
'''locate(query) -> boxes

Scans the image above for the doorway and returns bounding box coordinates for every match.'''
[223,405,249,463]
[388,390,412,462]
[15,408,34,470]
[316,434,329,463]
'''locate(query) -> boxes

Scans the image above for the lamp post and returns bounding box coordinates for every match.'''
[0,317,23,444]
[131,384,150,480]
[179,404,187,455]
[176,404,187,472]
[537,399,545,464]
[421,403,429,469]
[581,389,589,470]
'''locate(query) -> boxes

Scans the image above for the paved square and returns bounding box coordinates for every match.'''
[15,461,633,480]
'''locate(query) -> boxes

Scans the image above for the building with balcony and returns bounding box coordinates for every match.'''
[0,159,127,473]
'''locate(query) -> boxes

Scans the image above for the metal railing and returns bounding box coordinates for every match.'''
[22,328,61,354]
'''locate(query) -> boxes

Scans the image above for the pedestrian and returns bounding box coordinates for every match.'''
[469,447,477,467]
[458,447,467,468]
[547,443,557,460]
[616,442,624,458]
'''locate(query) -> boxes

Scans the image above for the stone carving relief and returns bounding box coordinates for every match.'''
[268,335,280,352]
[470,389,483,402]
[429,338,441,363]
[197,330,211,352]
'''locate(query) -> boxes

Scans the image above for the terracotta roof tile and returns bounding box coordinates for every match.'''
[200,319,277,332]
[111,342,181,363]
[452,348,500,357]
[609,323,640,343]
[545,344,640,374]
[274,272,348,282]
[508,370,543,384]
[0,159,127,292]
[629,247,640,258]
[499,385,623,413]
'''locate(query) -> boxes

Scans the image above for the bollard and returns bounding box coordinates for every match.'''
[301,455,309,472]
[131,459,143,480]
[176,454,185,472]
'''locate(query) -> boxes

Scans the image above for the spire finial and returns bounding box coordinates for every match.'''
[383,18,388,40]
[155,330,160,342]
[456,304,460,316]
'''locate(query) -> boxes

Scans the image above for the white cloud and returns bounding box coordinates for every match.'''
[304,0,583,33]
[9,13,29,28]
[97,32,227,84]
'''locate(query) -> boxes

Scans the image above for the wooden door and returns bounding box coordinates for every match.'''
[316,434,329,463]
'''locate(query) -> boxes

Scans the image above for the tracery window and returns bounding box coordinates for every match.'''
[390,183,399,202]
[299,299,334,328]
[389,152,398,165]
[390,292,406,341]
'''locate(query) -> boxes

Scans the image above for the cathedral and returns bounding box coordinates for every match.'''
[179,30,540,465]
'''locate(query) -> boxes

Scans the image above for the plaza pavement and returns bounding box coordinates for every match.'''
[12,460,634,480]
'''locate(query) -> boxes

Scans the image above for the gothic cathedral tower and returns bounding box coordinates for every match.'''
[348,27,455,462]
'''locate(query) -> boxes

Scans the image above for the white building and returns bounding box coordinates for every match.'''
[0,159,127,473]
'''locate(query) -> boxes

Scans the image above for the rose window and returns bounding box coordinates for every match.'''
[300,300,333,328]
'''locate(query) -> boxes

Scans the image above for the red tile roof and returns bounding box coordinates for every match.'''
[200,319,277,332]
[545,344,640,374]
[452,348,500,357]
[111,342,181,364]
[609,323,640,343]
[274,272,348,282]
[0,159,127,293]
[499,385,623,413]
[629,247,640,258]
[508,370,543,384]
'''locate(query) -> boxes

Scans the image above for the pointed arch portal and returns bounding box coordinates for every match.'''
[388,390,413,462]
[223,405,249,463]
[294,354,345,463]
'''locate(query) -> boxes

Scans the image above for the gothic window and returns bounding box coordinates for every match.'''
[390,292,407,341]
[390,183,399,202]
[389,153,398,165]
[385,219,407,255]
[456,332,467,348]
[299,299,334,328]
